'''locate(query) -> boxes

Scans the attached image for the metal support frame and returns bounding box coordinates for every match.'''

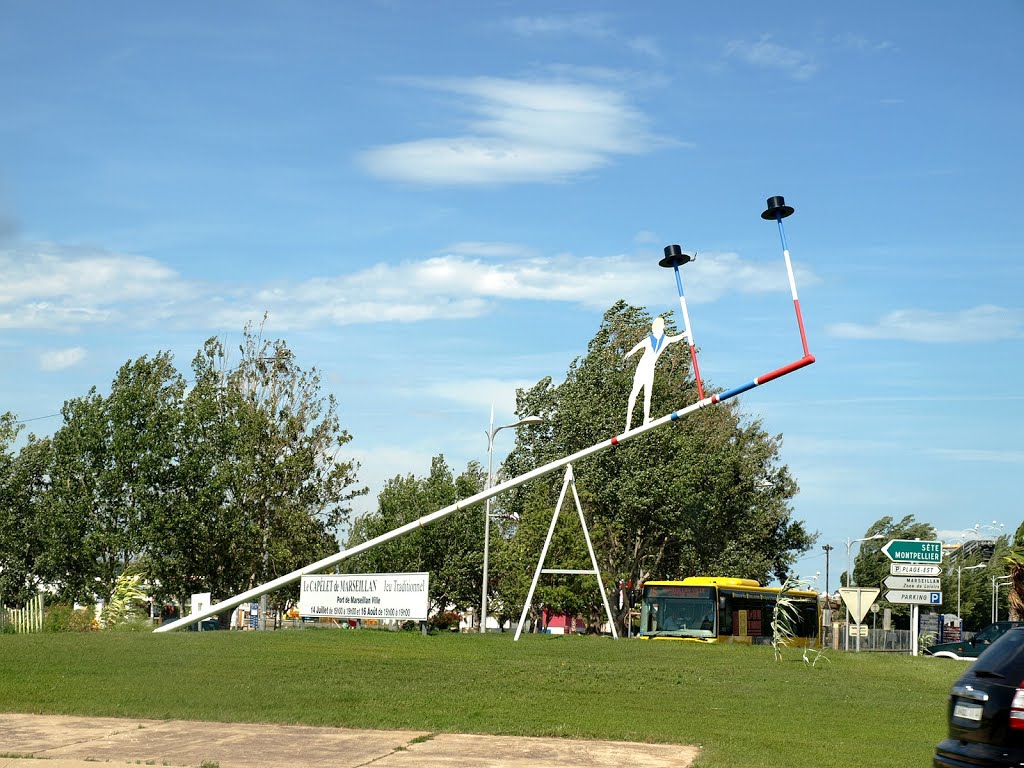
[513,465,618,641]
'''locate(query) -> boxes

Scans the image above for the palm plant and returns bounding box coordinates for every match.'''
[772,577,828,666]
[102,569,149,629]
[1005,548,1024,621]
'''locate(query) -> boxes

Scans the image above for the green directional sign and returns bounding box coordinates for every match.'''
[882,539,943,563]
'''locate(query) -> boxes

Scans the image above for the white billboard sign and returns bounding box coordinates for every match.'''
[299,572,429,621]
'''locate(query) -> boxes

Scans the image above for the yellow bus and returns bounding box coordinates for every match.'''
[637,576,820,645]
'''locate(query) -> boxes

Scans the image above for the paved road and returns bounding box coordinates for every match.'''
[0,714,700,768]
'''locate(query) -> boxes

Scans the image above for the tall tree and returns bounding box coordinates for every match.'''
[1,414,53,605]
[42,353,184,603]
[147,326,366,611]
[499,301,813,634]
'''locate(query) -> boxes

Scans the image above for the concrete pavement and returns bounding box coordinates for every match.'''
[0,714,700,768]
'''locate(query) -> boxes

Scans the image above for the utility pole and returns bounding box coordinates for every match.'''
[822,544,833,597]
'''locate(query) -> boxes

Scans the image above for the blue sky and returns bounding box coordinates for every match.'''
[2,2,1022,588]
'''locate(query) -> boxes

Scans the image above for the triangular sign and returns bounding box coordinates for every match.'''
[838,587,881,624]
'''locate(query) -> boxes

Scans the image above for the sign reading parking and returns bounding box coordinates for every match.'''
[882,539,943,563]
[885,590,942,605]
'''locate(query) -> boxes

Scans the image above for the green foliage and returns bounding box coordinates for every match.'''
[42,603,97,633]
[0,414,52,605]
[1,322,365,613]
[102,570,149,629]
[428,610,462,632]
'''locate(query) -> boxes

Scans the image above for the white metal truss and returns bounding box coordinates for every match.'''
[513,464,619,641]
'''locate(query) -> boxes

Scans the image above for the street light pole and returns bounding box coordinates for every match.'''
[480,410,543,633]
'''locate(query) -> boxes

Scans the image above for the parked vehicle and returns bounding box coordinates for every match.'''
[926,622,1024,660]
[934,625,1024,767]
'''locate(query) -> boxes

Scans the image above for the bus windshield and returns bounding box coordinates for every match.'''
[640,585,716,638]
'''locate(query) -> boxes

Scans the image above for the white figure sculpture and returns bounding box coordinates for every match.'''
[625,316,687,432]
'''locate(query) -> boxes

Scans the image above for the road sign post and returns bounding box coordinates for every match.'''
[839,587,881,652]
[883,539,944,656]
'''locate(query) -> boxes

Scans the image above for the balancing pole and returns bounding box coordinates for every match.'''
[658,245,705,399]
[762,195,811,358]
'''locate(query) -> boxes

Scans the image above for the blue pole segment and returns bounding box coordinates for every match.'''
[776,215,789,252]
[673,264,685,298]
[718,379,758,401]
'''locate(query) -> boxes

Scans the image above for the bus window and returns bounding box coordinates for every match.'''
[639,585,716,639]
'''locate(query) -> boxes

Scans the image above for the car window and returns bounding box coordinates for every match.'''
[974,624,1001,643]
[972,628,1024,674]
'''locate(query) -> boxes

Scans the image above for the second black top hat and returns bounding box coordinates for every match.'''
[761,195,795,220]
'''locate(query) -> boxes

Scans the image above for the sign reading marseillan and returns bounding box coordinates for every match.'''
[298,572,429,622]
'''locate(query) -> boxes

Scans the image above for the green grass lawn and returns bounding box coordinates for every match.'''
[0,630,965,768]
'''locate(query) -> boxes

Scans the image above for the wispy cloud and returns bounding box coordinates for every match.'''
[828,305,1024,342]
[0,244,192,330]
[358,77,677,185]
[503,13,662,59]
[929,448,1024,464]
[724,35,817,80]
[2,242,815,332]
[39,346,87,371]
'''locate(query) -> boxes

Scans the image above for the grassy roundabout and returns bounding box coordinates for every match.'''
[0,629,963,768]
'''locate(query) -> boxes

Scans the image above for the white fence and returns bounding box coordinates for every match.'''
[1,593,45,634]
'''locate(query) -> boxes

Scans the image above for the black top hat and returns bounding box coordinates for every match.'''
[659,244,693,268]
[761,195,795,220]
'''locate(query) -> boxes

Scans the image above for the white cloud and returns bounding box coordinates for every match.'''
[422,377,543,413]
[39,346,87,371]
[828,305,1024,342]
[358,77,676,185]
[724,36,817,81]
[0,244,192,330]
[2,241,814,332]
[504,13,614,39]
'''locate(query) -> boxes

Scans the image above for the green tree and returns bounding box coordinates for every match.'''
[147,326,365,614]
[1,414,54,605]
[42,353,184,603]
[498,301,814,635]
[346,455,485,617]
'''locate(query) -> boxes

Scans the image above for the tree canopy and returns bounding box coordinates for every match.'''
[0,324,365,614]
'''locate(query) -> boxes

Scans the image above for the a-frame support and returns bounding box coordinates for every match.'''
[513,464,619,641]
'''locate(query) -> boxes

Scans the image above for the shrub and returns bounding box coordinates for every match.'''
[428,610,462,632]
[43,603,97,633]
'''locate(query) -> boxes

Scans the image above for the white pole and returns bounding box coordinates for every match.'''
[480,405,495,633]
[911,604,919,656]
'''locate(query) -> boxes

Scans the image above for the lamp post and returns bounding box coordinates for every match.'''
[844,534,884,651]
[993,575,1013,623]
[480,410,544,633]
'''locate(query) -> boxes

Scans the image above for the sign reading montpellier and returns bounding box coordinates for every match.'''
[882,539,943,563]
[298,572,429,622]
